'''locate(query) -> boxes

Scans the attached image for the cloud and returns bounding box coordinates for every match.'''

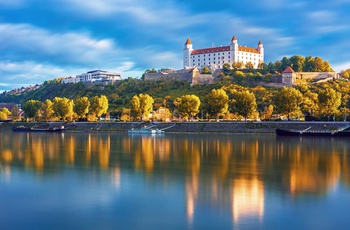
[0,0,23,8]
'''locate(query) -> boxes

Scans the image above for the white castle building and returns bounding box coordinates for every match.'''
[62,70,121,84]
[183,36,264,69]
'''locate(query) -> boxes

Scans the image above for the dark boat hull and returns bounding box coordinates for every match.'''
[12,126,64,132]
[276,128,350,137]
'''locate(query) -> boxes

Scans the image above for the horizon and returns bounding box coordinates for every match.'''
[1,0,350,92]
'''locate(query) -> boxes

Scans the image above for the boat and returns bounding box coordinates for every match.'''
[12,125,65,132]
[128,124,175,134]
[276,125,350,137]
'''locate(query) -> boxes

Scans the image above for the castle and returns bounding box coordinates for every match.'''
[183,36,264,69]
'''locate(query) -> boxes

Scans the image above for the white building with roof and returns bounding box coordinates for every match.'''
[183,36,264,69]
[62,70,121,84]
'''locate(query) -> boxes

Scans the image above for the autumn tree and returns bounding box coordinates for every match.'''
[130,93,154,121]
[11,105,21,121]
[175,94,201,119]
[201,66,212,74]
[22,100,42,121]
[232,90,257,120]
[274,87,303,120]
[74,97,90,119]
[204,89,229,119]
[53,97,74,121]
[318,88,341,116]
[40,99,54,121]
[90,95,109,119]
[0,108,11,121]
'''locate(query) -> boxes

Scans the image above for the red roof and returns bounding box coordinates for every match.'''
[185,38,192,45]
[283,67,294,73]
[232,36,237,41]
[191,46,230,55]
[238,46,259,53]
[190,45,260,55]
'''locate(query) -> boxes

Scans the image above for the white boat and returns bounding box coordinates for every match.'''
[128,124,175,134]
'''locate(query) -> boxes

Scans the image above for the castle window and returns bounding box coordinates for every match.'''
[209,58,211,60]
[214,53,215,56]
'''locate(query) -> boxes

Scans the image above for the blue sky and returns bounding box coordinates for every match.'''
[1,0,350,92]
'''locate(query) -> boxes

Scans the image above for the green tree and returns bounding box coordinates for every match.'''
[274,87,303,120]
[274,61,282,73]
[281,56,291,71]
[175,94,201,119]
[130,93,154,121]
[290,55,305,72]
[41,99,54,121]
[22,100,42,121]
[74,97,90,119]
[303,56,315,72]
[223,63,231,75]
[201,66,212,74]
[90,95,109,119]
[53,97,74,121]
[204,89,229,119]
[232,90,257,120]
[267,62,275,74]
[318,88,341,116]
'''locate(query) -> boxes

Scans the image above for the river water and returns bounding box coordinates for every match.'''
[1,132,350,229]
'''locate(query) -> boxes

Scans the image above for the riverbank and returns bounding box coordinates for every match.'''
[1,121,349,134]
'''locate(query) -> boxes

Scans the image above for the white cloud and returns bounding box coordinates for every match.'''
[0,0,23,8]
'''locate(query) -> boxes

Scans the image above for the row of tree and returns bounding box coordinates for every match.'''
[16,82,345,122]
[20,95,108,121]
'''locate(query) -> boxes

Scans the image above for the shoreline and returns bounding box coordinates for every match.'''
[1,121,350,134]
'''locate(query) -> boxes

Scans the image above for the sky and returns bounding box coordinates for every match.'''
[1,0,350,92]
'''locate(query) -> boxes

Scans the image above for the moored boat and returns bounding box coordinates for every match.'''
[12,125,65,132]
[276,125,350,137]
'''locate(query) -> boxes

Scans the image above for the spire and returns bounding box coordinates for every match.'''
[185,38,192,45]
[232,36,237,41]
[258,40,263,45]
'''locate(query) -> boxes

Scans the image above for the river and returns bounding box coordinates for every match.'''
[1,132,350,229]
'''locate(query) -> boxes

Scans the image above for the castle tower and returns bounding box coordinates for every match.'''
[183,38,193,69]
[258,41,264,63]
[230,36,239,63]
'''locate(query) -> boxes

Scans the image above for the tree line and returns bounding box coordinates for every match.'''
[14,81,347,122]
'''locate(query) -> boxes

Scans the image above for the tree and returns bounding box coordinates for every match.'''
[274,87,303,120]
[303,56,315,72]
[301,91,319,116]
[22,100,42,121]
[290,55,305,72]
[201,66,212,74]
[245,62,254,72]
[267,62,275,74]
[318,88,341,116]
[314,57,324,72]
[53,97,74,121]
[232,62,244,69]
[175,94,201,119]
[0,108,11,121]
[74,97,90,119]
[261,104,274,120]
[11,105,21,121]
[281,56,291,71]
[204,89,229,119]
[232,90,257,120]
[130,93,154,121]
[274,61,282,73]
[222,63,231,75]
[90,95,109,119]
[41,99,54,121]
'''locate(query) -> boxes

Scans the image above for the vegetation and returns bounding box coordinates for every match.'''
[2,55,350,122]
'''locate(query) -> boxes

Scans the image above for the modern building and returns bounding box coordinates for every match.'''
[62,70,121,84]
[183,36,264,69]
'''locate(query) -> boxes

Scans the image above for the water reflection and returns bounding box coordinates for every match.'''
[1,133,350,225]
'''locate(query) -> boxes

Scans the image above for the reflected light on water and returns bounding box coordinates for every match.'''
[232,178,264,224]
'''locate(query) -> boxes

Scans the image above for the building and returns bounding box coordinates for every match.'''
[144,67,215,86]
[62,70,121,84]
[183,36,264,69]
[282,67,338,86]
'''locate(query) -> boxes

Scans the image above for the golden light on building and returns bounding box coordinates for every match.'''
[232,178,264,223]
